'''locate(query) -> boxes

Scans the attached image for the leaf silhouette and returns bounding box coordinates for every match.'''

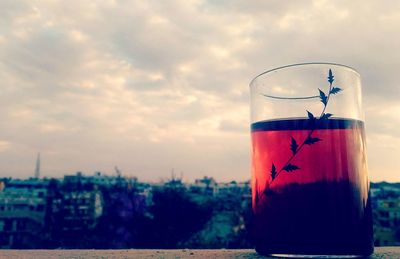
[307,110,315,120]
[282,163,300,172]
[320,113,333,120]
[290,137,298,154]
[328,69,334,84]
[263,69,343,184]
[304,136,322,145]
[319,88,327,106]
[306,110,316,127]
[271,163,277,180]
[330,87,342,95]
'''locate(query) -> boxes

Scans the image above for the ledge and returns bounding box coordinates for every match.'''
[0,247,398,258]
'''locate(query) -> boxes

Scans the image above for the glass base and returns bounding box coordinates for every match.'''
[268,254,364,258]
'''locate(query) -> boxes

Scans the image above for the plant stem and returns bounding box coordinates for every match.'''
[270,81,334,184]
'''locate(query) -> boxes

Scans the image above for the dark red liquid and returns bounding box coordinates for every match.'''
[251,118,373,256]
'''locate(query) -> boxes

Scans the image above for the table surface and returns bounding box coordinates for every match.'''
[0,248,398,259]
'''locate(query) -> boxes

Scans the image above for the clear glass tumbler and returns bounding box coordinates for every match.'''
[249,63,374,258]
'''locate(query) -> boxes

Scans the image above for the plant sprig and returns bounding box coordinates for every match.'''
[268,69,343,184]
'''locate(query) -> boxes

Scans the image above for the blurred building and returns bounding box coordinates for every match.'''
[0,179,49,248]
[63,171,127,188]
[374,198,400,246]
[190,177,218,196]
[59,190,103,231]
[216,181,251,197]
[56,173,104,231]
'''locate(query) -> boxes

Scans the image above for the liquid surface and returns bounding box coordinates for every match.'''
[251,118,373,256]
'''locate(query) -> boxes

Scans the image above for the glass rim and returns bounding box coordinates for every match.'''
[249,62,360,88]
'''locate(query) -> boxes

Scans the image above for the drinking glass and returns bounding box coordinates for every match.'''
[249,63,374,258]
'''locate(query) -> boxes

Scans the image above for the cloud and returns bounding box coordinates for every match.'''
[0,0,399,181]
[0,141,10,152]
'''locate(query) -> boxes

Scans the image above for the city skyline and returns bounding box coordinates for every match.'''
[1,1,400,182]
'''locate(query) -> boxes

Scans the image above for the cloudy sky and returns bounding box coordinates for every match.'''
[0,0,399,182]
